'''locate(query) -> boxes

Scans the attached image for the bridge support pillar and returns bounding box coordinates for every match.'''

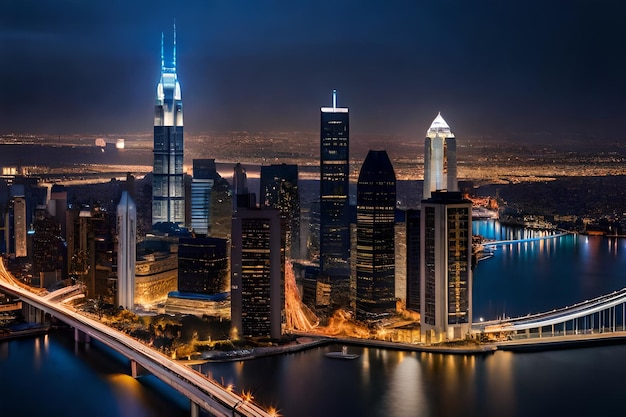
[190,401,200,417]
[74,328,91,343]
[22,304,46,324]
[131,360,139,378]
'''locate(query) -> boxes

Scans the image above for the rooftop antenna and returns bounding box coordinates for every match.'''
[173,20,177,71]
[160,32,165,71]
[333,89,337,110]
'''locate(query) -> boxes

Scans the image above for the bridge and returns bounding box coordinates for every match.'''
[474,286,626,347]
[0,259,273,417]
[482,231,571,247]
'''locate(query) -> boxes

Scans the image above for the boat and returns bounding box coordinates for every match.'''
[325,345,359,360]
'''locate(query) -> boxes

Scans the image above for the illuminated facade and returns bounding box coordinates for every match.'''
[153,25,185,226]
[319,90,350,307]
[423,113,458,199]
[117,191,136,310]
[420,191,472,342]
[231,208,284,339]
[190,159,215,236]
[13,196,27,258]
[356,150,396,317]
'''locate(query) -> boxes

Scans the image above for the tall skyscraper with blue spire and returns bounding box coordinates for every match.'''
[152,24,185,226]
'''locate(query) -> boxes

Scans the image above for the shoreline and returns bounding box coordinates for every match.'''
[0,324,50,342]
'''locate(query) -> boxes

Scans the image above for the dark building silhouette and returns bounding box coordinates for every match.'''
[233,163,256,210]
[66,205,115,298]
[178,237,228,295]
[32,207,65,287]
[356,150,397,317]
[405,209,421,311]
[319,90,350,307]
[260,163,301,259]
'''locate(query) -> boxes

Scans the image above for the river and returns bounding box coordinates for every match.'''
[2,221,626,416]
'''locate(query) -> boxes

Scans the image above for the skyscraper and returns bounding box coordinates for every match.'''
[420,191,472,342]
[177,237,228,295]
[233,163,255,210]
[356,150,397,317]
[423,112,457,199]
[153,25,185,226]
[260,163,300,259]
[117,191,136,310]
[231,208,284,339]
[405,209,421,311]
[319,90,350,307]
[190,159,215,236]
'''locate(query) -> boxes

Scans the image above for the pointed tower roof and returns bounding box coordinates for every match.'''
[427,112,453,136]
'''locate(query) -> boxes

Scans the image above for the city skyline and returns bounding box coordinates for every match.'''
[3,1,626,139]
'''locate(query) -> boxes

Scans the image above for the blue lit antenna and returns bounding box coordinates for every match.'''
[160,32,165,71]
[173,21,177,71]
[333,89,337,109]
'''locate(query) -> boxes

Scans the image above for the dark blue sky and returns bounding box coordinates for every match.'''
[2,0,626,138]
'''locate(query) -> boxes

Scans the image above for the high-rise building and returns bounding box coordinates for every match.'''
[190,159,215,236]
[405,209,421,311]
[356,150,397,317]
[420,191,472,342]
[66,205,115,298]
[12,196,27,258]
[423,113,458,199]
[319,90,350,307]
[231,208,284,339]
[153,25,185,226]
[32,207,64,287]
[177,237,228,295]
[260,163,300,259]
[233,163,255,210]
[117,191,136,310]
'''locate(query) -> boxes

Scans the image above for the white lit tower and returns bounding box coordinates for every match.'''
[423,112,457,199]
[153,24,185,226]
[117,191,136,310]
[420,113,471,342]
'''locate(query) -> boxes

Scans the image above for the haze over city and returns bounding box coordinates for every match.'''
[3,2,626,417]
[3,0,626,138]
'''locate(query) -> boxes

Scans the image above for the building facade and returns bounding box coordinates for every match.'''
[420,191,472,342]
[117,191,136,310]
[231,208,284,339]
[405,209,421,311]
[177,237,228,295]
[423,113,458,199]
[319,90,350,307]
[190,160,215,236]
[153,26,185,226]
[356,150,397,317]
[260,163,301,259]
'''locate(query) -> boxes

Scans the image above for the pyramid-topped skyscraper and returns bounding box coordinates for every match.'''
[423,112,457,199]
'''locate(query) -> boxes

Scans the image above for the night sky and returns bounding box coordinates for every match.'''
[3,0,626,138]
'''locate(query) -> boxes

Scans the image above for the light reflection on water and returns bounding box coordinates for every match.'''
[3,220,626,416]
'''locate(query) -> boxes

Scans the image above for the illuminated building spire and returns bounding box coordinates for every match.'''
[153,25,184,226]
[173,21,177,72]
[160,32,165,71]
